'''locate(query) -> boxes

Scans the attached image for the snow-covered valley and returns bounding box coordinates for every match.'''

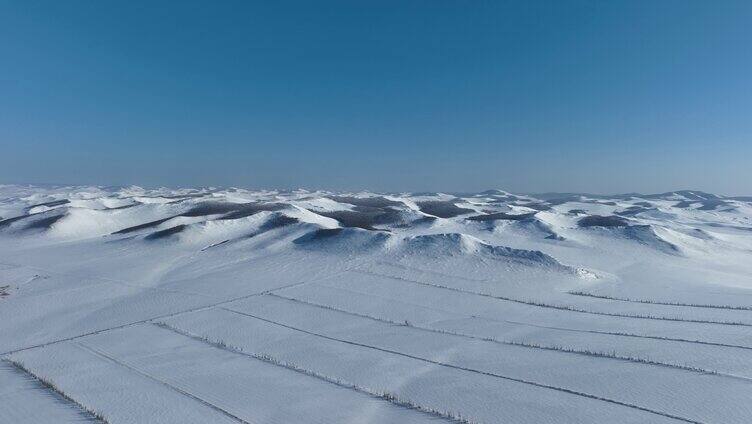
[2,184,752,424]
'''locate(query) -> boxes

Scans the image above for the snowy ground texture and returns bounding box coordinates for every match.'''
[2,185,752,424]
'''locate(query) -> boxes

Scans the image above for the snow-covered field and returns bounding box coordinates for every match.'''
[1,184,751,424]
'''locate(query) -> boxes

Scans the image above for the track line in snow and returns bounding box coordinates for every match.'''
[501,319,752,351]
[0,280,313,357]
[2,359,108,423]
[567,291,752,311]
[152,322,469,423]
[218,305,704,424]
[73,342,253,424]
[301,279,752,352]
[355,270,752,327]
[267,293,749,379]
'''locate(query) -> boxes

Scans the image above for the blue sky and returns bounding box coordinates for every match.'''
[1,1,750,194]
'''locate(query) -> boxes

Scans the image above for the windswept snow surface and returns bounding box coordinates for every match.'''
[2,185,752,423]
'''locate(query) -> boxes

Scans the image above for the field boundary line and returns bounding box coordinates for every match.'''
[355,270,752,327]
[153,322,471,423]
[267,293,752,380]
[2,359,109,423]
[73,342,252,424]
[219,305,705,424]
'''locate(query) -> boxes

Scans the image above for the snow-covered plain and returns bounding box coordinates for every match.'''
[1,184,752,424]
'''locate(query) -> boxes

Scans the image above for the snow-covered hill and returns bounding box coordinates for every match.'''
[2,184,752,423]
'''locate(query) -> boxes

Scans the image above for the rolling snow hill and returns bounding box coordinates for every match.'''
[2,184,752,423]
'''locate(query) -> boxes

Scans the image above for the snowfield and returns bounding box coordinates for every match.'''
[1,185,752,423]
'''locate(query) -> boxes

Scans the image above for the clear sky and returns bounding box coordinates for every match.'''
[1,1,750,194]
